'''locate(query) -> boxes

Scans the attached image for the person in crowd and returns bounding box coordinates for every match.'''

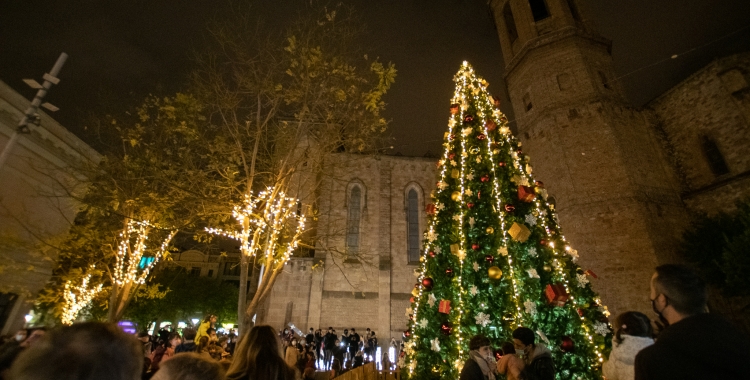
[352,350,364,369]
[195,315,217,344]
[366,331,377,362]
[225,325,296,380]
[303,367,315,380]
[323,327,336,370]
[207,328,218,343]
[196,336,212,359]
[151,352,225,380]
[340,329,351,363]
[496,342,522,380]
[303,351,315,371]
[512,327,554,380]
[0,329,33,380]
[635,264,750,379]
[348,328,360,359]
[175,330,197,353]
[305,328,314,348]
[18,328,45,349]
[313,329,323,367]
[284,337,300,370]
[150,332,182,371]
[603,311,654,380]
[138,332,153,358]
[210,336,231,361]
[8,322,142,380]
[459,334,496,380]
[329,358,341,379]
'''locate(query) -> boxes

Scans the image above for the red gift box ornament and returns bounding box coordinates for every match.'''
[518,185,536,202]
[425,203,436,215]
[486,120,497,131]
[545,283,570,307]
[438,299,451,314]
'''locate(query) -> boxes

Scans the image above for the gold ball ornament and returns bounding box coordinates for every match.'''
[488,266,503,280]
[411,288,419,297]
[486,227,494,234]
[543,265,552,272]
[451,191,461,201]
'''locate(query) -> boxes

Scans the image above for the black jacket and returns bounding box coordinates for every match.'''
[323,332,337,350]
[350,333,360,349]
[459,358,487,380]
[174,341,196,353]
[635,313,750,380]
[521,344,555,380]
[305,333,314,345]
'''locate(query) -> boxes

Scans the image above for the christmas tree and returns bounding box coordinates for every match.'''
[402,62,612,380]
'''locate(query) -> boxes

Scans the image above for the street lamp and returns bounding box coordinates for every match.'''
[0,53,67,172]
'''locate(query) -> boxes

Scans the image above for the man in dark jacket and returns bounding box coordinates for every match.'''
[512,327,554,380]
[174,329,197,353]
[323,327,337,370]
[635,264,750,379]
[349,328,360,358]
[460,334,496,380]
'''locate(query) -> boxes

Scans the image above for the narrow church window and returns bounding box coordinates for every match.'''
[346,186,362,253]
[503,3,518,43]
[598,71,611,89]
[701,136,730,177]
[528,0,551,22]
[523,93,533,112]
[566,0,581,21]
[407,189,420,263]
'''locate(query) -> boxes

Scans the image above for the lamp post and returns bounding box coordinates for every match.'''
[0,52,68,172]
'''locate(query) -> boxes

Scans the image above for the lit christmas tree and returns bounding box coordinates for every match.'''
[402,62,612,380]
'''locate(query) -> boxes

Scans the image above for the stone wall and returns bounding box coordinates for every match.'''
[650,53,750,215]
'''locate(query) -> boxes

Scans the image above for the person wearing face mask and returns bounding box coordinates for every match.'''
[285,337,301,370]
[459,334,497,380]
[496,342,522,380]
[634,264,750,380]
[511,327,554,380]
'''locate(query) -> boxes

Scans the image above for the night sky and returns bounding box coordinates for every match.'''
[1,1,749,156]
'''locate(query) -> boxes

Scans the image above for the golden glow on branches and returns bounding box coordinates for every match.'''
[61,269,103,325]
[114,220,176,287]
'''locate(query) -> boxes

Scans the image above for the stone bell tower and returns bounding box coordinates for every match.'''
[488,0,687,317]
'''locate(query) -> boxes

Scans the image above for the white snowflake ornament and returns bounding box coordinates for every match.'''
[468,217,475,227]
[466,173,475,180]
[426,230,437,242]
[475,312,491,327]
[528,247,538,257]
[436,203,445,210]
[470,285,478,296]
[473,262,480,272]
[525,213,538,226]
[527,268,540,279]
[428,293,437,307]
[524,300,537,315]
[465,188,473,197]
[576,273,589,288]
[431,337,441,352]
[462,127,473,136]
[593,322,610,336]
[419,318,428,328]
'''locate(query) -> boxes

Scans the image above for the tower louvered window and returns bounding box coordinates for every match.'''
[407,189,420,263]
[346,186,362,254]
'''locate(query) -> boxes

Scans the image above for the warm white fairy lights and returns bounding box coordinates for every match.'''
[205,186,306,266]
[61,268,103,325]
[407,61,612,377]
[113,220,176,287]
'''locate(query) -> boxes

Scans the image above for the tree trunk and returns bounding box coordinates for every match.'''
[237,254,249,335]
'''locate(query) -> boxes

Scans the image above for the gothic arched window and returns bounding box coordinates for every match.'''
[407,189,421,263]
[346,185,362,254]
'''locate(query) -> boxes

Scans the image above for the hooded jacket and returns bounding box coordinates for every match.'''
[635,313,750,380]
[521,343,554,380]
[603,335,654,380]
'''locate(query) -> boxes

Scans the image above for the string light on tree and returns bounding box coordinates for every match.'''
[61,268,103,325]
[403,62,612,380]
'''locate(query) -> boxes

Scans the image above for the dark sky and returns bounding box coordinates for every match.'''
[1,1,749,156]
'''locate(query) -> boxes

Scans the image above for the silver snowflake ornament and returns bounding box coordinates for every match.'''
[524,300,537,315]
[528,247,538,257]
[428,293,437,307]
[593,322,610,336]
[473,262,480,272]
[475,312,491,327]
[525,213,538,226]
[431,337,441,352]
[470,285,478,296]
[576,273,589,288]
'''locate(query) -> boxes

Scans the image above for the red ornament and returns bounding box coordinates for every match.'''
[491,96,501,108]
[467,203,474,209]
[429,251,436,258]
[498,161,506,167]
[504,204,515,213]
[472,243,480,250]
[486,120,497,131]
[518,185,536,202]
[449,134,455,140]
[477,134,486,140]
[577,308,584,317]
[449,153,456,160]
[561,336,575,353]
[425,203,436,215]
[480,175,489,182]
[540,239,548,246]
[584,269,599,279]
[410,297,415,303]
[438,300,451,314]
[535,180,545,188]
[464,115,474,123]
[445,268,454,277]
[450,104,459,115]
[422,277,434,291]
[440,321,453,335]
[545,283,570,307]
[403,330,412,339]
[485,254,494,263]
[477,191,481,199]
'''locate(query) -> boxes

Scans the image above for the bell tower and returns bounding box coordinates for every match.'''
[489,0,687,317]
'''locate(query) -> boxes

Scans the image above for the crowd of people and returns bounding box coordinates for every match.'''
[0,264,748,380]
[459,264,750,380]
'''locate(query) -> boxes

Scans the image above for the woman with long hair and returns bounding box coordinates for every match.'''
[226,325,296,380]
[603,311,654,380]
[195,314,217,343]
